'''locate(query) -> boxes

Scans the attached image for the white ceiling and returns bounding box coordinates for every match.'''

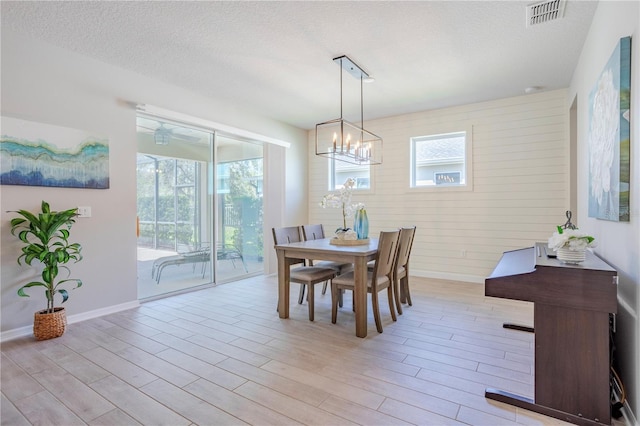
[1,1,598,130]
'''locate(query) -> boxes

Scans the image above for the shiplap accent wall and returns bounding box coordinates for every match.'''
[308,89,569,283]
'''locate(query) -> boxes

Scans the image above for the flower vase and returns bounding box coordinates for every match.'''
[556,247,586,264]
[354,209,369,240]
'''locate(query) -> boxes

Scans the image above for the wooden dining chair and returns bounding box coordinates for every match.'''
[272,226,337,321]
[331,230,400,333]
[301,224,353,296]
[393,226,416,315]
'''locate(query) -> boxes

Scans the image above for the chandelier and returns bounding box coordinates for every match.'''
[315,55,382,165]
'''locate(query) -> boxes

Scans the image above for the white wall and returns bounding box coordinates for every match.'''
[0,31,308,337]
[568,1,639,420]
[309,89,570,283]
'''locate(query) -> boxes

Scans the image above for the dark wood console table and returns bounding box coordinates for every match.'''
[485,243,617,426]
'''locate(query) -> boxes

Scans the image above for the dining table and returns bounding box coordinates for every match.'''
[274,237,379,338]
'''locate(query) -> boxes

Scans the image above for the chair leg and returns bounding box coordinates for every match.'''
[371,290,383,333]
[387,286,397,322]
[403,277,412,306]
[155,265,164,284]
[298,284,306,304]
[201,260,210,278]
[322,281,328,295]
[331,283,338,324]
[394,277,403,315]
[308,283,315,321]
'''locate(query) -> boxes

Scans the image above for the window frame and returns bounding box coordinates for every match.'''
[329,158,374,193]
[409,125,473,192]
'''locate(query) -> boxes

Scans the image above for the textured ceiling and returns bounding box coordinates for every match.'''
[1,1,598,130]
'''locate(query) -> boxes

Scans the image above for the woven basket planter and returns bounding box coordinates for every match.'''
[33,307,67,340]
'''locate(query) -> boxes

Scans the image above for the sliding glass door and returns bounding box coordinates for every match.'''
[214,135,264,282]
[136,116,263,299]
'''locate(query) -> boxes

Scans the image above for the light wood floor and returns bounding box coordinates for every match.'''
[2,275,580,425]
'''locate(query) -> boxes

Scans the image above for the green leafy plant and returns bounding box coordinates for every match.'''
[9,201,83,313]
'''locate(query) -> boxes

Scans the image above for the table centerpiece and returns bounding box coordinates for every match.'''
[320,177,368,245]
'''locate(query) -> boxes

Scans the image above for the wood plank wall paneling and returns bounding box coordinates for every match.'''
[308,90,569,282]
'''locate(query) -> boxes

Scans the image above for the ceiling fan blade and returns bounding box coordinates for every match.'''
[137,121,205,144]
[171,133,204,142]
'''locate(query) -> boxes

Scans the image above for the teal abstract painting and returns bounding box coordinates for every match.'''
[0,116,109,189]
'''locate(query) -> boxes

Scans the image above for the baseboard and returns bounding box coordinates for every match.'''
[411,269,485,284]
[0,300,140,343]
[267,270,484,284]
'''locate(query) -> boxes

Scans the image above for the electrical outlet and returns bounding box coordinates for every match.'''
[77,206,92,218]
[460,250,466,258]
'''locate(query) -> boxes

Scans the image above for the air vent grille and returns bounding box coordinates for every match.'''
[527,0,566,26]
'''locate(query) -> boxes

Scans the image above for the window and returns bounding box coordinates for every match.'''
[330,159,370,190]
[410,130,471,189]
[136,155,203,250]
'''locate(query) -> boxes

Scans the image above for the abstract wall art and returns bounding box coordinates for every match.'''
[588,36,631,222]
[0,116,109,189]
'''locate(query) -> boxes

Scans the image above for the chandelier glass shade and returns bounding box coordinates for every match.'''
[315,56,382,166]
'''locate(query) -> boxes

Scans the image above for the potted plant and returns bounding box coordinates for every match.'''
[320,177,361,239]
[548,225,596,264]
[9,201,83,340]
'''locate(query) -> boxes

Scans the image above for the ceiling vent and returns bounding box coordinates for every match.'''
[527,0,566,26]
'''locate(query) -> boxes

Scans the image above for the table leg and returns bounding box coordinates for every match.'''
[276,249,290,318]
[353,257,368,338]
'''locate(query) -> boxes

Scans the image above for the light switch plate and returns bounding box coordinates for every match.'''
[77,206,92,218]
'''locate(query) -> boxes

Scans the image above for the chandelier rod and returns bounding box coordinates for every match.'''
[340,57,343,121]
[360,74,364,140]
